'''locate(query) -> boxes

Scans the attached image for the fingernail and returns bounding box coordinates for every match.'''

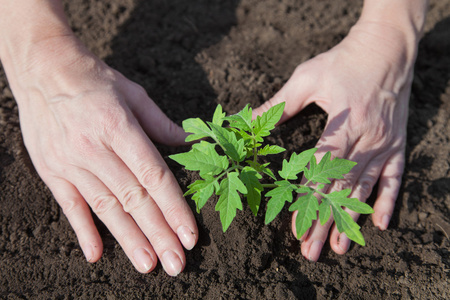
[308,240,323,262]
[133,248,154,272]
[177,226,196,250]
[162,250,183,277]
[338,233,350,253]
[379,215,390,231]
[82,244,94,262]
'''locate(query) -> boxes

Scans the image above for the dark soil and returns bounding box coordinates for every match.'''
[1,0,449,299]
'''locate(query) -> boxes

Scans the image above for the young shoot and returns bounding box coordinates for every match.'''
[170,103,374,246]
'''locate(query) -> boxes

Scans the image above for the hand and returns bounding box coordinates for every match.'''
[13,39,198,276]
[254,21,416,261]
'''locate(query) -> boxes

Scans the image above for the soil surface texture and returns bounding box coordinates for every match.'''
[1,0,449,299]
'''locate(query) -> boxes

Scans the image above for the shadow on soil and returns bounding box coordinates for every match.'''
[0,147,13,184]
[400,16,450,219]
[104,0,317,298]
[352,17,450,231]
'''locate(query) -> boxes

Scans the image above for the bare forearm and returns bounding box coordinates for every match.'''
[356,0,428,62]
[0,0,74,65]
[0,0,94,104]
[360,0,428,37]
[340,0,429,83]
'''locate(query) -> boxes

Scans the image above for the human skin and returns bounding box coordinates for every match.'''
[253,0,429,261]
[0,0,428,273]
[0,0,198,276]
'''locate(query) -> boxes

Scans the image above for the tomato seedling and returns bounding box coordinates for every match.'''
[170,103,374,246]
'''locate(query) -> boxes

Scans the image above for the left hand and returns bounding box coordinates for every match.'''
[254,21,416,261]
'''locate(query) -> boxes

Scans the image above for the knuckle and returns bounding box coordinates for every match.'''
[160,202,181,223]
[357,176,376,200]
[34,158,52,176]
[140,165,169,193]
[123,82,149,102]
[146,229,167,247]
[134,85,148,99]
[384,169,404,182]
[293,62,310,76]
[382,90,397,103]
[166,119,181,136]
[59,197,81,217]
[356,123,391,149]
[90,194,118,215]
[86,98,132,141]
[332,179,353,192]
[370,123,390,143]
[73,133,99,156]
[99,107,128,137]
[121,186,149,213]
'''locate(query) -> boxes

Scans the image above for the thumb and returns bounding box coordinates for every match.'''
[131,96,188,146]
[145,109,188,146]
[252,67,317,124]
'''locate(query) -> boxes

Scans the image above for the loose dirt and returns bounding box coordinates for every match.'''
[1,0,449,299]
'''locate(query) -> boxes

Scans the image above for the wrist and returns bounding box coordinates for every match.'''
[0,0,93,104]
[359,0,428,36]
[0,0,73,64]
[344,0,428,82]
[2,35,97,105]
[347,22,415,75]
[356,0,428,62]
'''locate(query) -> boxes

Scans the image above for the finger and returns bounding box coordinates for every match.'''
[124,85,188,146]
[82,151,190,276]
[298,124,390,261]
[300,214,336,262]
[252,65,319,123]
[328,158,383,255]
[294,122,358,261]
[372,151,405,230]
[45,177,103,263]
[109,122,198,247]
[72,169,159,274]
[291,210,310,242]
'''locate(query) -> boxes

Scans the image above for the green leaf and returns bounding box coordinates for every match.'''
[224,104,253,132]
[261,166,276,180]
[239,167,263,216]
[182,118,213,142]
[304,151,357,184]
[257,145,286,156]
[169,141,228,177]
[246,161,276,180]
[264,180,295,224]
[318,198,332,226]
[215,172,248,232]
[289,187,319,239]
[330,190,374,214]
[321,189,373,246]
[228,128,254,159]
[229,127,252,143]
[212,104,226,126]
[185,177,218,213]
[330,205,365,246]
[208,122,246,162]
[279,148,317,180]
[174,103,372,245]
[253,102,285,139]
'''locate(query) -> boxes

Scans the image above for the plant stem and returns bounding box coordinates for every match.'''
[261,183,319,194]
[215,164,242,182]
[252,134,258,163]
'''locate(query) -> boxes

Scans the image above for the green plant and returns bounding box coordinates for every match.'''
[170,103,374,246]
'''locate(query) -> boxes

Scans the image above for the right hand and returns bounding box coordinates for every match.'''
[10,37,198,276]
[253,20,416,261]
